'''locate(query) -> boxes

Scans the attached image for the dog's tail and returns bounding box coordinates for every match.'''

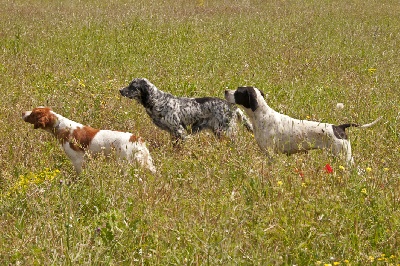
[235,108,253,132]
[339,116,383,129]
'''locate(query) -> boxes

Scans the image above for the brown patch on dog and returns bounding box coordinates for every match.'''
[69,126,100,151]
[129,134,143,143]
[24,107,58,129]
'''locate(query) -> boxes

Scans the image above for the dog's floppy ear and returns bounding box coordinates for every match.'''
[34,116,48,129]
[236,87,259,112]
[135,79,151,106]
[248,88,259,112]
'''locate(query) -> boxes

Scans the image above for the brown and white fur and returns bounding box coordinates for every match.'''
[22,107,156,174]
[225,87,382,164]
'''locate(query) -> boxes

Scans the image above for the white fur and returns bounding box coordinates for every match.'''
[225,87,382,164]
[22,108,156,174]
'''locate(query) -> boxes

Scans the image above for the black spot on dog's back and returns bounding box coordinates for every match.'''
[332,125,348,139]
[195,97,218,104]
[333,123,360,140]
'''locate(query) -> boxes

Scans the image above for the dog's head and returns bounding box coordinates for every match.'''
[120,78,152,105]
[225,87,265,112]
[22,106,58,130]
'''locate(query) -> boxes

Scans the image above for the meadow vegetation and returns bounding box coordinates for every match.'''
[1,0,399,264]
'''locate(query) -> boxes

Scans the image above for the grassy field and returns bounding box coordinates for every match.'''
[1,0,399,264]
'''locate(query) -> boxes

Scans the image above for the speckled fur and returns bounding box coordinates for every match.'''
[120,78,252,142]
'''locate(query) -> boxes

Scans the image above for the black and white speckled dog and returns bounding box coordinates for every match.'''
[225,86,382,164]
[120,78,253,142]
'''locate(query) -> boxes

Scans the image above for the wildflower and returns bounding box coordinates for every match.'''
[325,164,333,174]
[315,261,322,265]
[339,165,345,171]
[7,168,60,195]
[383,168,389,172]
[361,188,368,195]
[336,103,344,109]
[294,168,304,177]
[366,167,372,172]
[368,255,374,262]
[277,181,283,186]
[343,260,350,264]
[368,68,377,74]
[301,182,307,187]
[78,80,86,88]
[333,262,340,265]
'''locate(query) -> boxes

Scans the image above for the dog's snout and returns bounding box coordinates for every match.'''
[225,89,235,96]
[22,111,30,120]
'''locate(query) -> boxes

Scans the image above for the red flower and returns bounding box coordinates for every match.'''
[294,168,304,177]
[324,164,333,174]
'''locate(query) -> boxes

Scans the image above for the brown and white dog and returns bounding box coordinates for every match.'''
[225,87,382,164]
[22,107,156,174]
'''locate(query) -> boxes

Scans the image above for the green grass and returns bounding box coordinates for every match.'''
[1,0,399,264]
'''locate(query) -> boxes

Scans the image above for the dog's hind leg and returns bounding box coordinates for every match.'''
[192,121,208,134]
[331,140,354,165]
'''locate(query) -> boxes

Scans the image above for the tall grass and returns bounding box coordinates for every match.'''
[1,0,399,264]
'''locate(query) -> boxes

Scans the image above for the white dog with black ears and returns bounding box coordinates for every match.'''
[225,87,382,164]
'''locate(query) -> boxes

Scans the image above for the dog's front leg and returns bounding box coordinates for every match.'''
[63,143,85,174]
[260,146,276,164]
[170,123,187,145]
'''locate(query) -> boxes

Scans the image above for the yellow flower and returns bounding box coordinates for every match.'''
[383,168,389,172]
[333,262,340,265]
[368,255,374,262]
[339,165,345,171]
[366,167,372,172]
[277,181,283,186]
[343,260,350,264]
[7,168,60,196]
[361,188,367,195]
[301,182,307,187]
[78,80,86,88]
